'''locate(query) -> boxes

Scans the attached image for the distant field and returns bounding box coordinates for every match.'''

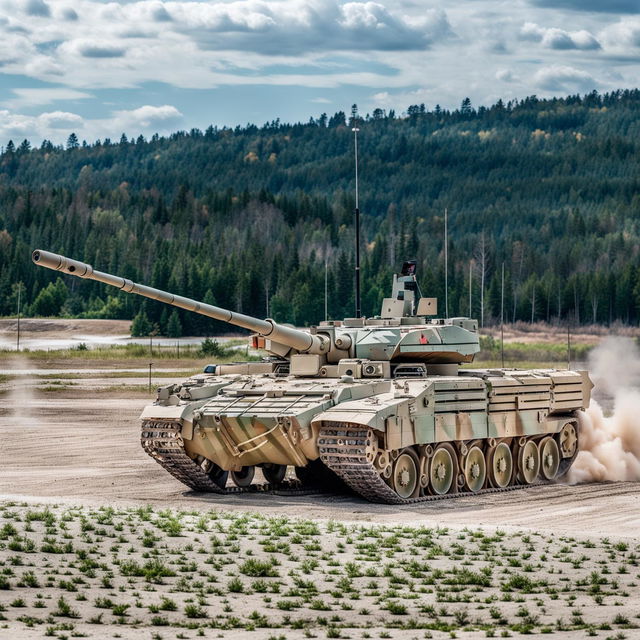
[0,316,604,371]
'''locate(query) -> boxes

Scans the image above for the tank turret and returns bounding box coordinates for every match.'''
[32,249,480,374]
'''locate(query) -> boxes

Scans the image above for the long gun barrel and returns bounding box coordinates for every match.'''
[32,250,328,355]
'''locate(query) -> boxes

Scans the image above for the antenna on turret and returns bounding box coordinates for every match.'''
[352,125,361,318]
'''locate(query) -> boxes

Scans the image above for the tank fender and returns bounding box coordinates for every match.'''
[577,370,594,409]
[141,377,238,439]
[312,382,435,448]
[332,379,392,403]
[140,399,213,440]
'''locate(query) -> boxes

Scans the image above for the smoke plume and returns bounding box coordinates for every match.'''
[569,337,640,483]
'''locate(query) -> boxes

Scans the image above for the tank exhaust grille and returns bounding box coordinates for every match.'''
[392,364,427,378]
[274,363,290,376]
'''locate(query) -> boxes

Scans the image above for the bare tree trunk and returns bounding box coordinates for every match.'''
[389,235,396,268]
[468,261,473,317]
[511,242,525,323]
[545,283,551,322]
[531,286,535,323]
[475,233,487,327]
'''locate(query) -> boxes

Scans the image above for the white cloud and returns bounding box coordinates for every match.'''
[0,105,183,145]
[111,105,183,130]
[601,18,640,51]
[527,0,638,13]
[168,1,451,54]
[2,88,92,109]
[369,87,439,111]
[0,0,637,143]
[0,0,455,92]
[60,7,78,21]
[39,111,84,129]
[533,65,597,92]
[520,22,600,50]
[24,0,50,17]
[496,69,516,82]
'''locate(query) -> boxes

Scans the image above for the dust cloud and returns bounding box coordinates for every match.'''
[569,337,640,483]
[7,356,37,428]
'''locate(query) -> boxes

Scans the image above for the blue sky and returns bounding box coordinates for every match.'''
[0,0,638,145]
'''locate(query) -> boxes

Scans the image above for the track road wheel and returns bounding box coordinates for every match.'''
[430,444,455,495]
[263,463,287,484]
[464,445,486,492]
[518,440,540,484]
[539,437,560,480]
[559,422,578,458]
[391,449,420,499]
[208,463,229,489]
[488,442,513,488]
[231,466,255,488]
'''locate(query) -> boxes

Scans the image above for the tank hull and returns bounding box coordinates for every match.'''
[141,367,591,503]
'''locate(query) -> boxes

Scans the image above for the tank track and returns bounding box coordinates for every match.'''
[140,419,576,503]
[318,424,573,505]
[140,420,315,495]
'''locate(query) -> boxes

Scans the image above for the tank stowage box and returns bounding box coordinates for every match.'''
[33,250,592,503]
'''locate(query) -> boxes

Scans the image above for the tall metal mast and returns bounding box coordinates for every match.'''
[352,125,361,318]
[16,283,21,352]
[444,207,449,319]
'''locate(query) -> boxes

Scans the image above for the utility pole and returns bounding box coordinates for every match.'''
[469,261,472,317]
[352,125,361,318]
[16,283,22,352]
[444,208,449,319]
[501,262,505,368]
[324,258,328,321]
[265,283,270,318]
[149,327,157,392]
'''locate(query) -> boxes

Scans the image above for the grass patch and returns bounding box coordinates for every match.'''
[0,340,257,362]
[0,501,633,638]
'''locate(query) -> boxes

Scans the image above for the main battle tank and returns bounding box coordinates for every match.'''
[33,249,592,503]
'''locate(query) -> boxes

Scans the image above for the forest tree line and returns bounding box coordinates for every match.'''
[1,89,640,335]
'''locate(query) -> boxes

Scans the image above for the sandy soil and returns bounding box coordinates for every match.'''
[1,502,638,640]
[0,376,637,539]
[483,321,640,345]
[1,368,639,639]
[0,318,132,337]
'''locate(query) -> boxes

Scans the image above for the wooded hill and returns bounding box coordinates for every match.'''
[1,89,640,336]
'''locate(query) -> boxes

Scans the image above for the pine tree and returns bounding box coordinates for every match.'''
[167,310,182,337]
[66,133,79,150]
[131,310,152,337]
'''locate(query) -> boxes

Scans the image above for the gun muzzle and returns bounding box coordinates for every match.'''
[32,250,94,278]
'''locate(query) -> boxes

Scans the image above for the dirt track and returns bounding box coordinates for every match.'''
[1,378,638,539]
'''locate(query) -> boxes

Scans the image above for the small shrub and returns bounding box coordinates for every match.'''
[159,597,177,611]
[54,596,79,618]
[184,604,207,618]
[240,558,278,577]
[387,601,407,615]
[228,577,244,593]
